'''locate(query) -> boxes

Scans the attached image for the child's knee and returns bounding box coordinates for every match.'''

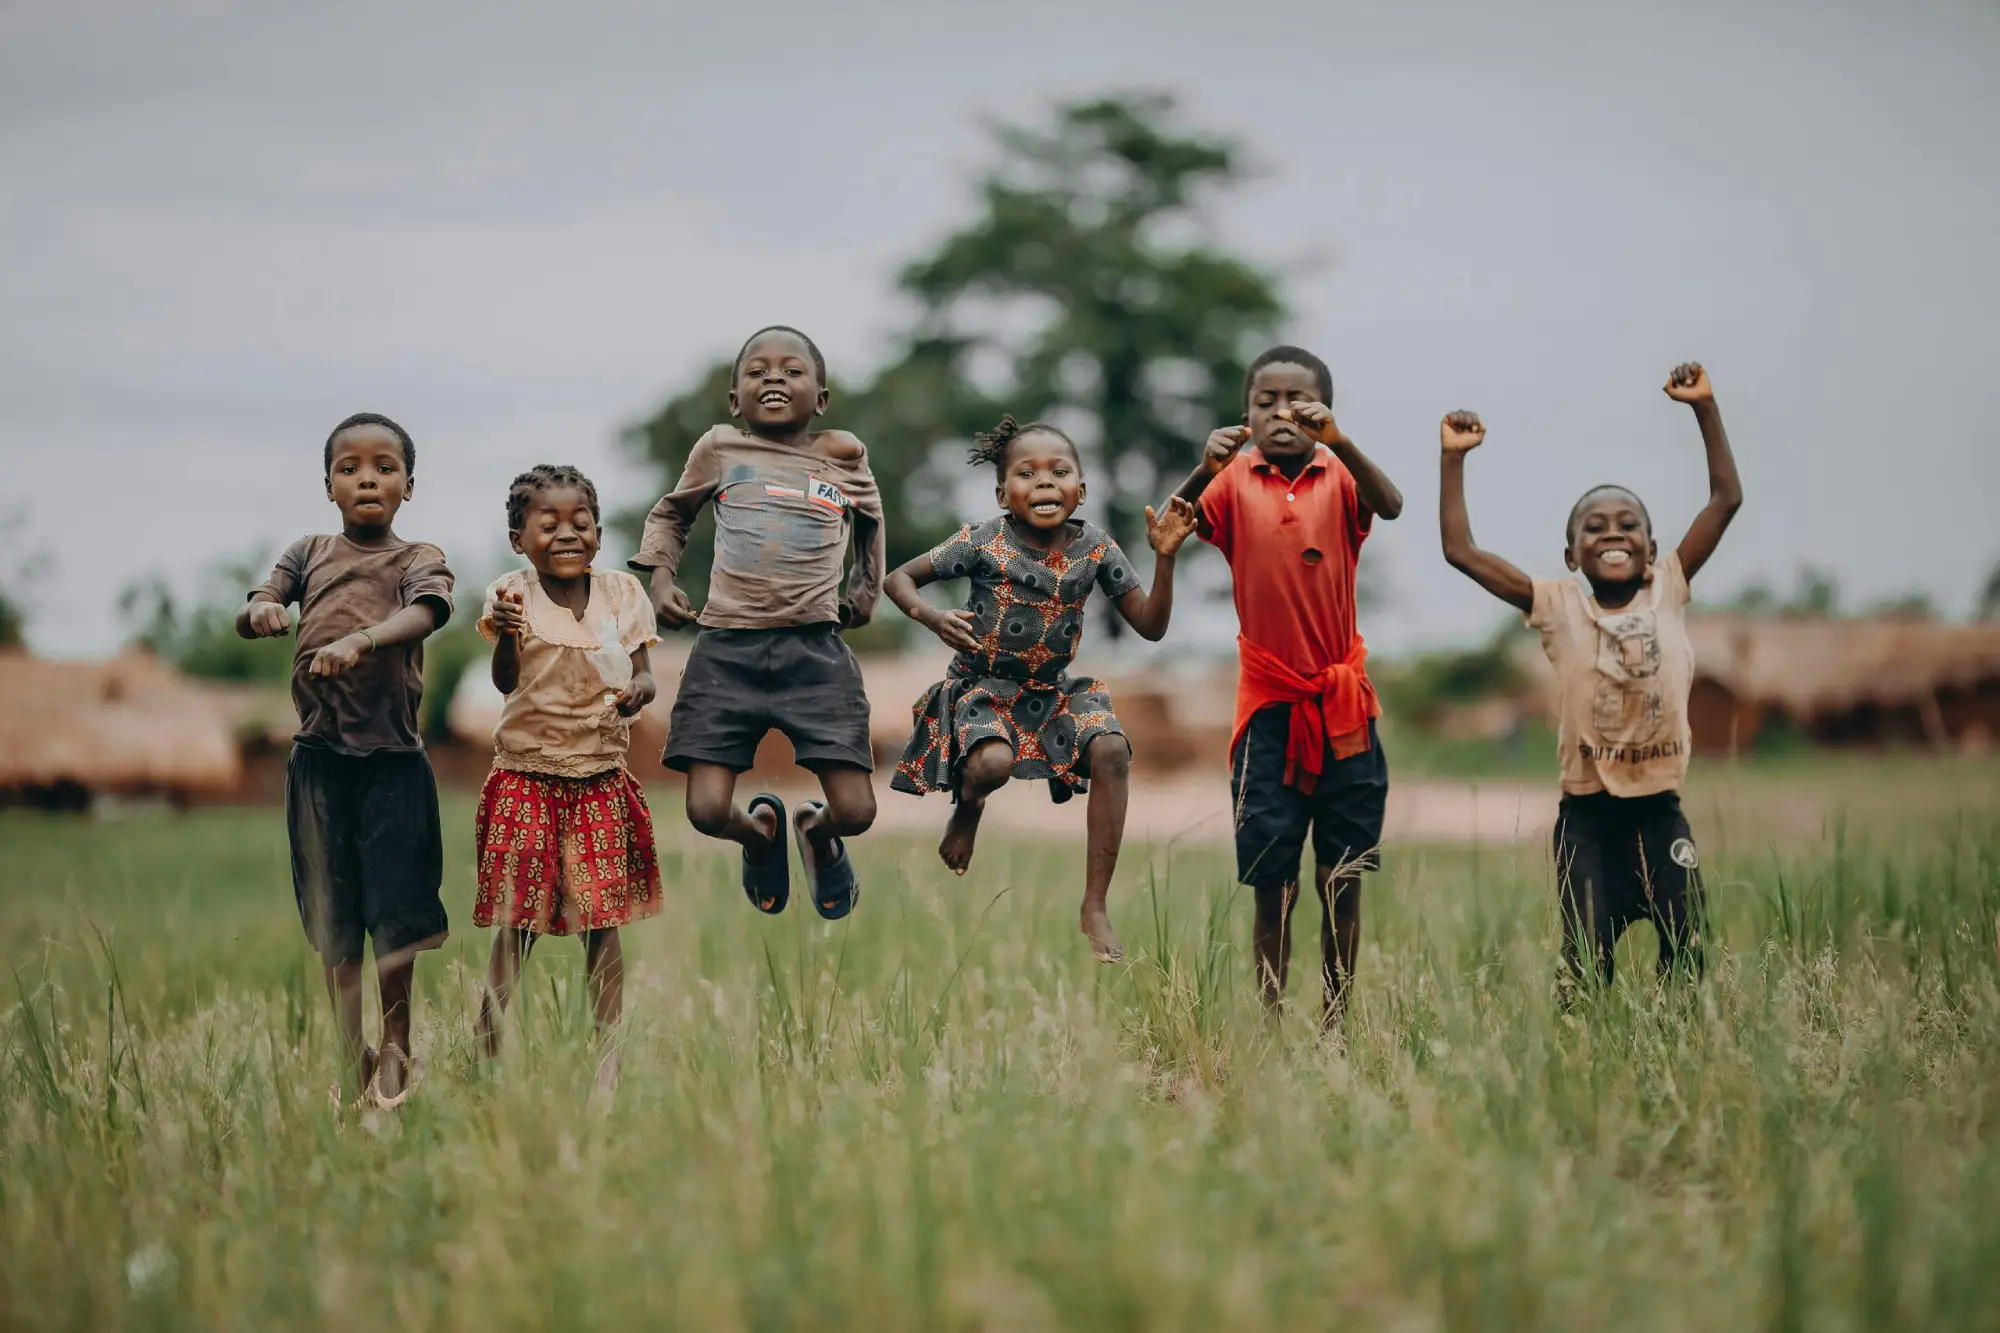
[1086,734,1131,781]
[685,791,734,839]
[960,740,1015,791]
[826,788,877,836]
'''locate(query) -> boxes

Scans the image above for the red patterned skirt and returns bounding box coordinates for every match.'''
[474,767,663,935]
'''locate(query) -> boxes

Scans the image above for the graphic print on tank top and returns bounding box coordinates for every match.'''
[1590,606,1664,745]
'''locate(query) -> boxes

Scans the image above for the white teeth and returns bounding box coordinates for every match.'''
[1601,551,1630,565]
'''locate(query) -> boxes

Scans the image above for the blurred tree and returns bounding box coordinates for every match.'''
[1715,566,1842,617]
[899,95,1284,596]
[1980,562,2000,621]
[0,516,44,647]
[620,93,1286,644]
[120,554,291,683]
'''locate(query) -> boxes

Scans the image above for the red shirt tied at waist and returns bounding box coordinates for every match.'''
[1198,442,1380,794]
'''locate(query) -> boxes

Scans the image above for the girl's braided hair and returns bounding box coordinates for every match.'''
[505,464,600,530]
[966,414,1081,477]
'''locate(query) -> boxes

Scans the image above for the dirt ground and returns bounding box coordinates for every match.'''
[726,771,1563,848]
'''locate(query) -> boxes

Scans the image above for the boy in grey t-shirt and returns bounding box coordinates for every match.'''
[631,325,883,923]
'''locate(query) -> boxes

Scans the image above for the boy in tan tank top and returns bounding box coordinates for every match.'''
[1437,363,1743,997]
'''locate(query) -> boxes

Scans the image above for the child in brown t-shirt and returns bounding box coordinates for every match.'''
[630,325,883,922]
[1438,364,1743,995]
[237,412,455,1108]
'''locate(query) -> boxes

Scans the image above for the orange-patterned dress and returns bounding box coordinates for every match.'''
[893,516,1137,804]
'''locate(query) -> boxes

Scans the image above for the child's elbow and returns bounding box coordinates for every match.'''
[1376,496,1405,521]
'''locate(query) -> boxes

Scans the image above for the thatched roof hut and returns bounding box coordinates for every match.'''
[0,649,241,800]
[1506,614,2000,754]
[1684,614,2000,752]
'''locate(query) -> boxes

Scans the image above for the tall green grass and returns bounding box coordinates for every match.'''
[1,782,1998,1330]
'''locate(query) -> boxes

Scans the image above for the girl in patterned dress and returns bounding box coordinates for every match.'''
[886,416,1198,962]
[472,465,663,1085]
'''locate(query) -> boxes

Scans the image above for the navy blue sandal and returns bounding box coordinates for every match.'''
[742,793,790,915]
[792,801,859,921]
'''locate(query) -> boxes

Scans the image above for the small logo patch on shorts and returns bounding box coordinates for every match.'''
[1670,838,1699,870]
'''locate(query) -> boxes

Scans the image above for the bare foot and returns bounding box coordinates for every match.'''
[747,799,781,851]
[1080,905,1123,963]
[371,1044,417,1110]
[938,798,985,875]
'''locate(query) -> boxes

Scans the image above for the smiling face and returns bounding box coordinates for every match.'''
[1245,361,1325,467]
[729,330,828,436]
[1565,486,1655,591]
[996,430,1084,533]
[510,485,601,582]
[324,423,412,531]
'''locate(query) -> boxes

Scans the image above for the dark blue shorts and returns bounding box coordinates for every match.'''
[1229,708,1388,891]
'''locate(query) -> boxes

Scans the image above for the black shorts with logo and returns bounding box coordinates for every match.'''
[1229,707,1388,893]
[665,623,874,773]
[1553,789,1705,984]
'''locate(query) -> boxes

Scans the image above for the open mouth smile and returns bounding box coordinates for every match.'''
[757,390,790,408]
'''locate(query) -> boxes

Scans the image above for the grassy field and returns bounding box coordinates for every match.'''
[3,764,2000,1330]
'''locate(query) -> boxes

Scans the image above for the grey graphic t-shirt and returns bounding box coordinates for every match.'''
[629,425,885,630]
[1527,552,1694,798]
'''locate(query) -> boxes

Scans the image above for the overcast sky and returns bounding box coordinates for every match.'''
[4,0,1996,658]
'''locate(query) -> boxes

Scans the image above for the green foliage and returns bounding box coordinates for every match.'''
[0,590,22,649]
[1717,566,1842,617]
[1377,620,1530,728]
[1979,562,2000,621]
[118,553,291,684]
[620,94,1286,638]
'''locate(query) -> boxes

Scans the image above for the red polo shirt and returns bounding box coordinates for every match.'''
[1199,444,1379,781]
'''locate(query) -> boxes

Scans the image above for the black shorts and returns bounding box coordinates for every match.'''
[285,745,449,966]
[666,623,873,774]
[1553,790,1706,984]
[1229,707,1388,892]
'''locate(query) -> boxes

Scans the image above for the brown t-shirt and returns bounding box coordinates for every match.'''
[254,534,455,755]
[1527,551,1693,797]
[628,425,884,630]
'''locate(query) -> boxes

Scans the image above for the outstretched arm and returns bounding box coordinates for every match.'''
[885,556,979,653]
[1290,403,1404,520]
[1663,363,1742,581]
[1112,497,1198,642]
[1438,412,1535,613]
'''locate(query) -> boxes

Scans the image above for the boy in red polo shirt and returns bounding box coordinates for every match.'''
[1173,345,1404,1029]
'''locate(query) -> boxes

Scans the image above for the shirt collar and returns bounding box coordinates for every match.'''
[1247,443,1331,478]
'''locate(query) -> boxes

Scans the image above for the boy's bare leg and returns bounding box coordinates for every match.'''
[802,765,879,862]
[1080,735,1129,961]
[1253,881,1300,1016]
[939,739,1013,875]
[375,949,417,1099]
[323,959,370,1098]
[684,762,782,851]
[476,928,537,1058]
[1315,865,1363,1032]
[585,928,625,1091]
